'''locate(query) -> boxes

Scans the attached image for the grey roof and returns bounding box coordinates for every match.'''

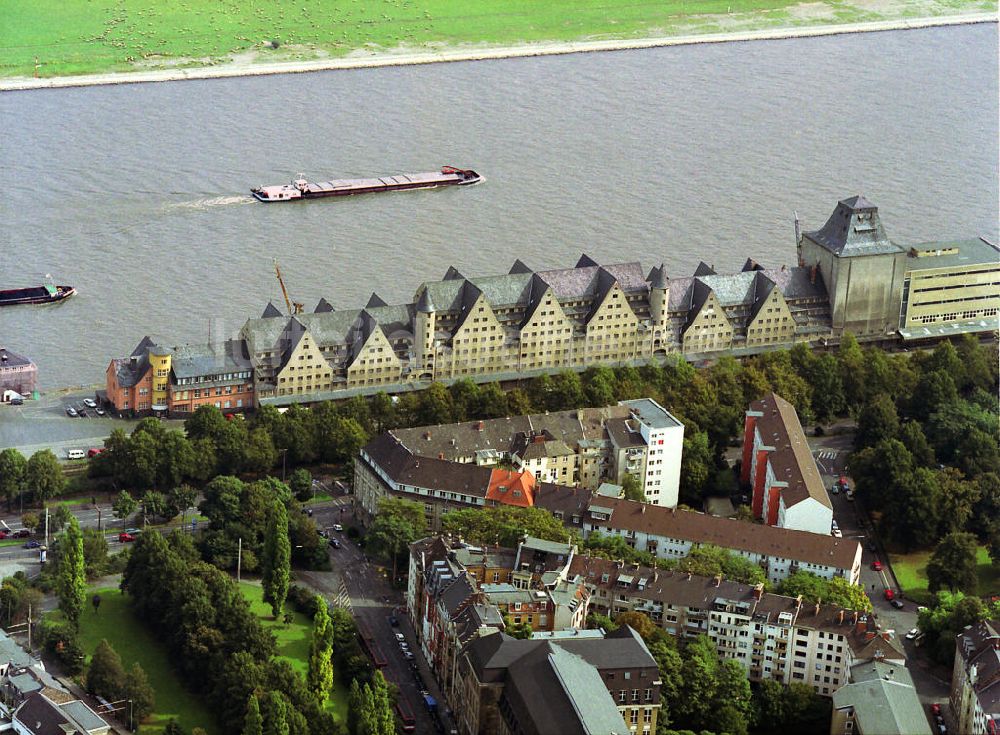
[0,631,34,667]
[695,271,758,306]
[802,196,905,257]
[261,301,283,318]
[648,263,668,290]
[60,700,110,732]
[576,254,600,268]
[833,661,931,735]
[0,346,34,369]
[509,259,533,274]
[537,262,649,301]
[243,309,367,355]
[905,237,1000,272]
[416,288,436,313]
[171,339,251,380]
[443,265,465,281]
[521,536,573,556]
[365,292,388,308]
[503,643,630,735]
[439,573,477,616]
[14,691,110,735]
[694,261,717,276]
[364,304,414,340]
[760,266,828,300]
[742,257,765,272]
[314,297,335,313]
[621,398,683,430]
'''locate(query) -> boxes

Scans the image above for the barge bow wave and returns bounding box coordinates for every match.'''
[251,166,481,202]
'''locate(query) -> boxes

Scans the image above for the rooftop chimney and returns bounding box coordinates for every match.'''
[714,574,722,587]
[814,603,821,617]
[852,611,860,627]
[476,421,485,431]
[753,583,764,601]
[838,610,845,625]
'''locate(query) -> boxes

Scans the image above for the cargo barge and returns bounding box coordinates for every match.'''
[0,284,76,307]
[251,165,481,202]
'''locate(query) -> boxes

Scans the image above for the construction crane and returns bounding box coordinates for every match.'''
[273,259,303,315]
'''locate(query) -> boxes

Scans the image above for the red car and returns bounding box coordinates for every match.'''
[87,448,105,458]
[118,532,136,543]
[930,704,942,716]
[0,531,8,540]
[885,588,895,600]
[871,560,883,571]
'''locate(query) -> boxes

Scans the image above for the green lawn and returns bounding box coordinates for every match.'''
[1,0,993,78]
[891,546,999,604]
[73,586,218,735]
[238,582,349,722]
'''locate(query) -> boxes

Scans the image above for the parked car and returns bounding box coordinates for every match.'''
[65,406,77,417]
[10,397,23,406]
[930,704,942,716]
[395,632,406,642]
[66,449,86,460]
[905,628,920,639]
[78,409,88,417]
[119,532,136,543]
[871,560,883,571]
[389,615,400,627]
[328,538,341,549]
[866,539,877,552]
[87,448,105,458]
[830,484,839,495]
[13,529,30,539]
[94,406,106,416]
[124,528,142,536]
[83,398,97,408]
[332,523,343,532]
[832,529,843,538]
[0,531,7,540]
[23,540,40,549]
[891,599,905,609]
[884,588,895,600]
[404,651,415,660]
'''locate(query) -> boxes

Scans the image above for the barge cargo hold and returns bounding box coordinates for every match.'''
[250,165,481,202]
[0,284,76,307]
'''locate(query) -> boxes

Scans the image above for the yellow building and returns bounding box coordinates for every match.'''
[148,346,172,412]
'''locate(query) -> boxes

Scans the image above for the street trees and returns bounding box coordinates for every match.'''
[26,449,65,503]
[926,532,979,595]
[307,596,334,704]
[112,490,138,529]
[0,448,26,510]
[290,469,313,503]
[57,516,87,629]
[262,500,291,618]
[366,498,425,582]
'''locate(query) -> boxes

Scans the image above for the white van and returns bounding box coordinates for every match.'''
[66,449,86,460]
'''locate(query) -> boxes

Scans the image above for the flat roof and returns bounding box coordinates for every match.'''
[620,398,683,429]
[905,237,1000,272]
[899,318,999,342]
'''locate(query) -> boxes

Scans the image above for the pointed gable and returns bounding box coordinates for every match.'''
[366,292,388,308]
[262,301,283,318]
[694,261,716,277]
[742,258,765,272]
[509,259,532,275]
[648,263,669,289]
[575,254,599,268]
[443,266,465,281]
[314,298,335,313]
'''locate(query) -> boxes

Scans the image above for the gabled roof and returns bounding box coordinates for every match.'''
[487,469,536,507]
[0,345,34,369]
[742,257,765,272]
[648,263,668,290]
[171,339,251,380]
[833,661,931,735]
[694,261,716,276]
[365,292,388,308]
[575,254,599,268]
[443,265,465,281]
[261,301,283,318]
[314,297,335,313]
[509,259,533,274]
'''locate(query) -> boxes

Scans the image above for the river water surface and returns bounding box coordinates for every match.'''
[1,23,997,390]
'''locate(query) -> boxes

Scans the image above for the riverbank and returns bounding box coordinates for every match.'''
[2,11,995,92]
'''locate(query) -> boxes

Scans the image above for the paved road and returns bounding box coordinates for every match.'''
[298,502,457,735]
[0,386,183,458]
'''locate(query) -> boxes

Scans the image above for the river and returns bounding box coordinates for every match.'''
[0,23,996,390]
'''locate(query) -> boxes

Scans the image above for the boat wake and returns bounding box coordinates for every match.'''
[166,195,254,210]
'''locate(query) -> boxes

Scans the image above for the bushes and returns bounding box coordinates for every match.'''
[38,619,85,675]
[287,585,321,618]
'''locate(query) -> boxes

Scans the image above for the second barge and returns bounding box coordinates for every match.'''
[0,284,76,307]
[251,166,481,202]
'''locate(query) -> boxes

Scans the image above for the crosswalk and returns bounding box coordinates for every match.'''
[815,449,839,460]
[331,580,353,613]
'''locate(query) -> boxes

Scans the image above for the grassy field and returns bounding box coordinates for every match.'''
[238,582,350,722]
[1,0,994,78]
[74,586,218,735]
[891,546,1000,605]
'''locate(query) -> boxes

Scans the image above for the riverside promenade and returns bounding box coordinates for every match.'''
[2,12,995,92]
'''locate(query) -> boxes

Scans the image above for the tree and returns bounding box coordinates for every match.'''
[57,516,87,629]
[0,448,26,510]
[185,404,228,441]
[262,500,291,618]
[778,571,872,611]
[807,354,845,422]
[307,596,334,703]
[163,720,187,735]
[85,639,126,700]
[854,395,899,450]
[502,612,533,639]
[20,512,39,534]
[170,483,199,525]
[124,662,156,725]
[244,428,279,475]
[290,469,313,503]
[370,670,396,735]
[140,490,171,523]
[263,690,289,735]
[244,693,264,735]
[112,490,138,529]
[927,532,979,594]
[679,431,712,505]
[614,612,657,642]
[26,449,65,502]
[366,498,425,582]
[51,504,72,533]
[621,473,644,502]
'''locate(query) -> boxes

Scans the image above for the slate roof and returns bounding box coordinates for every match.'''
[694,261,717,276]
[750,393,832,511]
[956,620,1000,720]
[366,292,388,308]
[648,263,669,289]
[171,339,251,380]
[760,266,828,300]
[802,196,904,257]
[509,259,533,274]
[0,346,34,369]
[589,497,859,570]
[314,297,335,313]
[261,301,283,318]
[110,336,156,388]
[833,661,931,735]
[502,642,629,735]
[13,691,110,735]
